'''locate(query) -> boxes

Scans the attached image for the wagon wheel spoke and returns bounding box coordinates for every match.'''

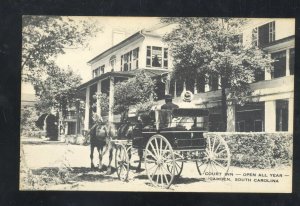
[149,142,159,156]
[208,136,212,153]
[212,159,226,169]
[146,150,157,161]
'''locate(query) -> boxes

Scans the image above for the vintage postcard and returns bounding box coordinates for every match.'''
[20,16,294,192]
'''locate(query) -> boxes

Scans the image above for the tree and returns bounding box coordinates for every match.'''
[22,16,101,84]
[162,17,274,131]
[113,70,157,119]
[34,65,82,116]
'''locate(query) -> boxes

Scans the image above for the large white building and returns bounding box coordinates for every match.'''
[63,18,294,136]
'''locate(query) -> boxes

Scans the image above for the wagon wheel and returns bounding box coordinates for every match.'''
[196,135,230,178]
[167,152,183,178]
[145,134,175,189]
[115,144,130,181]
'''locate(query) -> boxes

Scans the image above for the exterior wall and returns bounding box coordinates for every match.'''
[90,37,144,74]
[80,18,294,133]
[242,18,295,47]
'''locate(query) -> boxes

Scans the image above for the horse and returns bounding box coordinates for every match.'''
[86,120,109,170]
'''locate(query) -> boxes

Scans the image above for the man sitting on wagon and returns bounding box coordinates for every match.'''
[159,94,179,128]
[161,94,179,110]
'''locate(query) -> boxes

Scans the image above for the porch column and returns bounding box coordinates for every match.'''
[194,78,198,94]
[265,67,272,80]
[75,100,80,135]
[84,86,90,130]
[204,83,210,92]
[288,97,294,132]
[265,100,276,132]
[286,49,290,76]
[227,104,236,132]
[108,76,115,122]
[173,81,177,97]
[165,75,170,95]
[96,80,102,117]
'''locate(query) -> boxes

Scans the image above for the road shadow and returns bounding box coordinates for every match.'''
[31,165,119,183]
[21,140,67,145]
[134,174,203,184]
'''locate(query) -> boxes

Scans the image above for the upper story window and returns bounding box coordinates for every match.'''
[271,50,286,79]
[109,55,116,71]
[93,65,105,78]
[121,47,139,71]
[146,46,168,69]
[252,21,275,47]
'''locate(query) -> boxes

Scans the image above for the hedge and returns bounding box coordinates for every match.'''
[204,132,293,169]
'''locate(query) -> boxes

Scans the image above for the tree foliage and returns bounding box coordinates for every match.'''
[162,17,274,131]
[22,16,101,84]
[34,66,82,115]
[93,92,109,115]
[114,70,156,114]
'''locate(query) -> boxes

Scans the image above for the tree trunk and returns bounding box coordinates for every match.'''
[221,79,228,132]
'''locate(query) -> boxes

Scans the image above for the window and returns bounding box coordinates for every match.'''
[271,51,286,78]
[276,100,288,131]
[254,119,263,132]
[236,102,265,132]
[289,48,294,75]
[237,121,245,132]
[100,65,105,74]
[152,46,162,67]
[146,46,168,68]
[252,21,275,47]
[109,55,116,71]
[254,69,265,82]
[121,47,139,71]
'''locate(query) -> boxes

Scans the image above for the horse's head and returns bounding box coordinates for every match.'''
[105,122,118,138]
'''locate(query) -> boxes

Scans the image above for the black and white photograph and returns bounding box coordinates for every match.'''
[20,16,294,192]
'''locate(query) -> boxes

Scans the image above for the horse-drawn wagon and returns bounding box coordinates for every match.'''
[112,102,231,188]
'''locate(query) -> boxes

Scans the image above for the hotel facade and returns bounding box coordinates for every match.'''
[62,18,294,136]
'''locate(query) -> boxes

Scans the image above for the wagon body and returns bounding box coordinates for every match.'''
[132,108,209,151]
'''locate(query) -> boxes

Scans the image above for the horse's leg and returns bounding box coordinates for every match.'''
[97,146,103,170]
[90,145,95,169]
[136,148,143,172]
[106,144,113,174]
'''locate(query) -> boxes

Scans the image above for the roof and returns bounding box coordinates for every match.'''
[87,29,163,65]
[78,69,170,90]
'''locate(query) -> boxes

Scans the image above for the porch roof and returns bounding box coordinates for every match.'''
[77,69,170,90]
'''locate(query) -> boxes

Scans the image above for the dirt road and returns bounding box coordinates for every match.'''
[20,139,292,192]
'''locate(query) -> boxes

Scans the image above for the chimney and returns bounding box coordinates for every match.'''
[112,30,126,46]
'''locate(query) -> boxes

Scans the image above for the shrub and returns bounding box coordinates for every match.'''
[204,132,293,169]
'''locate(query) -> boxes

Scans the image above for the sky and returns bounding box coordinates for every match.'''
[22,16,161,95]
